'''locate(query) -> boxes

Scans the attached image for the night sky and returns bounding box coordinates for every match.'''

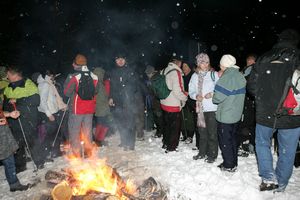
[0,0,299,75]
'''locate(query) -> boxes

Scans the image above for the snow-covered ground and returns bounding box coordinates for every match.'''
[0,131,299,200]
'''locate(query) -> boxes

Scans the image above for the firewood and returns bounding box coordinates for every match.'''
[51,181,73,200]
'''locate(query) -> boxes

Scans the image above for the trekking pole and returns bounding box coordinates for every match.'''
[49,98,70,158]
[11,102,38,171]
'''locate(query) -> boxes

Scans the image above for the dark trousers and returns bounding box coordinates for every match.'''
[217,121,239,168]
[162,110,181,151]
[2,154,18,185]
[112,107,136,148]
[10,118,44,170]
[197,112,218,159]
[38,112,61,157]
[181,106,196,139]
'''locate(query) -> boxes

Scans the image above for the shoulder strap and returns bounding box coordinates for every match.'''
[165,68,179,75]
[210,71,215,82]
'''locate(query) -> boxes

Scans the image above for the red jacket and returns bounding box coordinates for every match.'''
[64,69,98,114]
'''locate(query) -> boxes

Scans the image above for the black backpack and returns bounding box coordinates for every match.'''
[77,71,95,100]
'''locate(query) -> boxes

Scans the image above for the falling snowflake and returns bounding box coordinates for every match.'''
[176,3,180,6]
[52,50,57,53]
[211,45,218,51]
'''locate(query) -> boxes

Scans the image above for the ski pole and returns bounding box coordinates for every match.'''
[49,98,70,158]
[11,102,38,171]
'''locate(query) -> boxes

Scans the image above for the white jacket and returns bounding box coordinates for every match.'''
[37,75,67,117]
[189,70,218,112]
[160,62,188,112]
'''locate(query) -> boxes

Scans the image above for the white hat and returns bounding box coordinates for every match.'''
[220,54,239,69]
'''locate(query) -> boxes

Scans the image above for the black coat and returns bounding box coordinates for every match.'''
[109,65,139,109]
[247,41,300,128]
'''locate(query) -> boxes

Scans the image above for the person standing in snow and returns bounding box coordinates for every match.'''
[64,54,98,157]
[160,57,188,153]
[179,62,196,145]
[93,67,111,147]
[212,54,246,172]
[247,29,300,192]
[0,106,32,192]
[144,65,165,141]
[108,53,139,151]
[36,70,67,158]
[189,53,219,163]
[237,53,257,156]
[3,66,45,172]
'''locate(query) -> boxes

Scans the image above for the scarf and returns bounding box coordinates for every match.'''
[196,71,206,128]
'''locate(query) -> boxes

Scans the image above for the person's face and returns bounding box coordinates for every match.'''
[6,71,20,83]
[197,62,209,72]
[246,57,255,66]
[182,63,191,75]
[115,57,126,67]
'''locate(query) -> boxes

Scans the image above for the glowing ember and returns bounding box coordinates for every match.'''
[60,133,136,199]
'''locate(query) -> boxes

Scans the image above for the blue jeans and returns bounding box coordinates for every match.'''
[256,124,300,189]
[1,154,18,185]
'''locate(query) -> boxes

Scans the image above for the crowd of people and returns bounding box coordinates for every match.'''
[0,29,300,193]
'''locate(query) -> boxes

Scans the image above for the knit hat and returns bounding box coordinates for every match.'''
[196,53,210,65]
[31,72,41,84]
[74,54,87,66]
[220,54,239,69]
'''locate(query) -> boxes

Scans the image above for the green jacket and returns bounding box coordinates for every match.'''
[213,67,246,124]
[4,79,38,99]
[93,67,110,117]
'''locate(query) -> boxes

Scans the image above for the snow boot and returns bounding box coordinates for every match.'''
[10,181,30,192]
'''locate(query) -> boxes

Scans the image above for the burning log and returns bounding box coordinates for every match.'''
[43,168,168,200]
[45,170,69,185]
[136,177,168,200]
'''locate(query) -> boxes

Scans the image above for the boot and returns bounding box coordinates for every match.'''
[10,181,30,192]
[95,125,109,142]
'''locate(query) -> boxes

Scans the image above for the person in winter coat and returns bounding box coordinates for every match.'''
[108,54,139,151]
[36,70,67,158]
[160,57,188,153]
[93,67,112,147]
[237,53,257,156]
[0,107,32,192]
[247,29,300,192]
[189,53,219,163]
[0,66,9,102]
[64,54,99,157]
[145,65,164,140]
[213,54,246,172]
[3,66,45,172]
[180,62,196,144]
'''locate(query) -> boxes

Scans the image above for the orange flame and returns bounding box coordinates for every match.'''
[63,132,136,198]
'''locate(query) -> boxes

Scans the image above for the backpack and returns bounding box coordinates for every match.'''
[150,68,178,100]
[77,71,95,100]
[276,69,300,116]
